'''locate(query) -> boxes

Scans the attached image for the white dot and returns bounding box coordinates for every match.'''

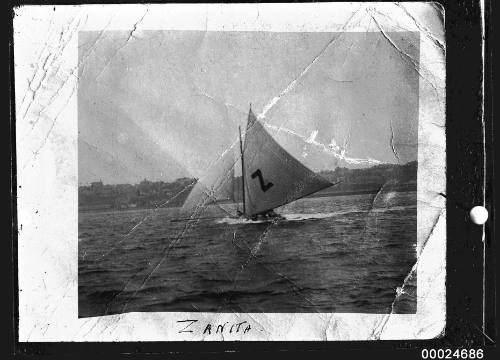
[470,206,489,225]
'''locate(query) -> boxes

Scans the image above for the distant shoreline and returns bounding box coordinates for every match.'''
[79,161,417,213]
[78,183,416,213]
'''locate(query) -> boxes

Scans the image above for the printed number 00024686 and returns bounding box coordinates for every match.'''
[421,349,484,359]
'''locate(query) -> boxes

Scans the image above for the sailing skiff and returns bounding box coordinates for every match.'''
[182,106,333,221]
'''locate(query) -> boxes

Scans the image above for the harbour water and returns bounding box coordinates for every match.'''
[78,190,417,317]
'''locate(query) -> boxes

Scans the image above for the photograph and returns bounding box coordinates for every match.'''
[14,3,447,342]
[78,29,419,317]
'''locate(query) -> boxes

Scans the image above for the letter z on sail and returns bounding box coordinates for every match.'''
[251,169,274,192]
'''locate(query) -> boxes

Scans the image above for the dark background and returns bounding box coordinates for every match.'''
[9,0,496,358]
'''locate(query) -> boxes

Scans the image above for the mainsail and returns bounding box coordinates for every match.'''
[243,108,332,216]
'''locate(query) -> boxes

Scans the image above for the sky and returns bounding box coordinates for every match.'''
[78,30,419,185]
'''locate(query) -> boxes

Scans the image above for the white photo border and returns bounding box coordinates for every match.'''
[15,2,446,341]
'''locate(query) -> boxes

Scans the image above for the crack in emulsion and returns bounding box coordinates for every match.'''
[416,208,445,260]
[26,58,83,138]
[19,13,66,119]
[258,5,363,121]
[239,219,278,271]
[368,208,445,340]
[263,122,383,166]
[23,76,79,170]
[370,261,418,339]
[395,3,445,53]
[26,283,73,341]
[359,183,386,243]
[226,227,331,321]
[18,12,57,106]
[194,89,247,122]
[94,7,149,81]
[21,12,86,126]
[368,9,443,102]
[77,13,118,78]
[389,118,401,163]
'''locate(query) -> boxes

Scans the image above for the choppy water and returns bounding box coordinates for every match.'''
[78,191,417,317]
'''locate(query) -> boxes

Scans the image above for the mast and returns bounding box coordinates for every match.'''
[238,125,246,215]
[242,106,333,216]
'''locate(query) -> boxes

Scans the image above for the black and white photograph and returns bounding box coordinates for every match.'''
[78,29,419,317]
[14,2,448,342]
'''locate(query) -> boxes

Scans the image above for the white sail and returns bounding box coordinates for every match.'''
[181,147,237,216]
[243,108,332,216]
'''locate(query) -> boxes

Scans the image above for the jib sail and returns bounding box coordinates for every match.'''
[181,146,237,215]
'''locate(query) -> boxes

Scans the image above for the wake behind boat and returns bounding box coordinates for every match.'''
[215,212,338,225]
[181,106,335,222]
